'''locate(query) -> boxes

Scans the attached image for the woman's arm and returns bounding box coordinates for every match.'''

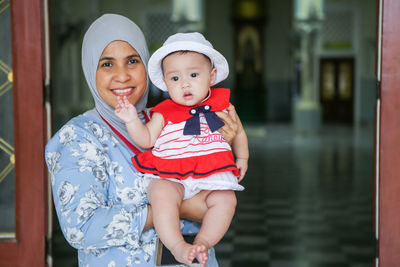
[46,122,149,250]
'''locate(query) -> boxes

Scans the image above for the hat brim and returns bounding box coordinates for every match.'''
[148,41,229,92]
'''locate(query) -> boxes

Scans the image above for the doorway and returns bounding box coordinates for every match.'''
[319,58,354,124]
[5,0,400,266]
[47,1,376,267]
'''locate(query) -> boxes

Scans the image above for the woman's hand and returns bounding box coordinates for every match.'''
[215,103,239,144]
[143,190,211,231]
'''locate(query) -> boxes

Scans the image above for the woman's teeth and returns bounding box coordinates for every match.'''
[113,88,132,93]
[112,88,134,96]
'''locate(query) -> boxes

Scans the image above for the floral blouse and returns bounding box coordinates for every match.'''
[45,113,218,267]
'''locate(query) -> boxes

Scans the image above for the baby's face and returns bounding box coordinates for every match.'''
[162,51,216,106]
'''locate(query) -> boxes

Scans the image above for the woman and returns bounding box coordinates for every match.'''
[45,14,239,266]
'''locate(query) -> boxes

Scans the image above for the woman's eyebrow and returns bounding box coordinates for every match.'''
[99,56,114,61]
[99,54,140,62]
[126,54,140,59]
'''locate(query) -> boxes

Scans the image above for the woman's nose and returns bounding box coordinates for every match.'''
[114,67,130,83]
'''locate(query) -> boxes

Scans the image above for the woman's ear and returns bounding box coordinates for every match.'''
[210,68,217,84]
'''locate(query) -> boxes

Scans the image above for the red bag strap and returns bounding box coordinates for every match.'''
[100,111,150,155]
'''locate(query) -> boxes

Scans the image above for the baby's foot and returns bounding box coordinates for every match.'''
[170,240,197,265]
[192,243,208,267]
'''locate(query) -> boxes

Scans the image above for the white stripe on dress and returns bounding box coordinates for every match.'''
[152,115,231,159]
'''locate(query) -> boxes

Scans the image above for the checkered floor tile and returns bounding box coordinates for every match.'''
[215,125,375,267]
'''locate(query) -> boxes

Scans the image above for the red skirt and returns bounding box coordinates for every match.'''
[132,151,240,180]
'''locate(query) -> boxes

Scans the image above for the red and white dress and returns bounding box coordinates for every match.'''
[132,88,244,199]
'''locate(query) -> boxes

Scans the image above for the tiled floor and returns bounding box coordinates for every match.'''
[51,124,376,267]
[215,124,375,267]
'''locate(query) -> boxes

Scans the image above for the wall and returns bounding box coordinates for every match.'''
[264,0,294,121]
[321,0,376,127]
[204,0,234,90]
[204,0,376,124]
[49,0,377,131]
[204,0,294,121]
[357,0,377,127]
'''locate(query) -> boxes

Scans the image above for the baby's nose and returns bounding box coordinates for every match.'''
[182,79,190,88]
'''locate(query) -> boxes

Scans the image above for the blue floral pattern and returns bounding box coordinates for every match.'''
[45,113,218,266]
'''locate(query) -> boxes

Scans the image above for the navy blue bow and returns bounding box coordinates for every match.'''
[183,105,225,135]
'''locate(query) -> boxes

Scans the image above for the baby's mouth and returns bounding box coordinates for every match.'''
[183,92,193,99]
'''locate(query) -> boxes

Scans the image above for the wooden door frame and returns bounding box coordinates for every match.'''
[0,0,47,266]
[378,0,400,266]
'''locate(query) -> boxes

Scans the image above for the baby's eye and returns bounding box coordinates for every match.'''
[191,73,198,78]
[172,76,179,81]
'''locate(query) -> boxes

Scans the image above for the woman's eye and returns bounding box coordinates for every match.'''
[101,62,112,67]
[172,76,179,81]
[191,73,198,78]
[128,59,139,64]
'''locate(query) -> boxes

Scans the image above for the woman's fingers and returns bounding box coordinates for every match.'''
[226,103,238,122]
[216,114,236,143]
[215,104,240,144]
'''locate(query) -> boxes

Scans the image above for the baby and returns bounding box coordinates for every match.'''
[115,32,249,266]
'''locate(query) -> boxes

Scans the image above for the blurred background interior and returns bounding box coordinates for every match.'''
[1,0,377,266]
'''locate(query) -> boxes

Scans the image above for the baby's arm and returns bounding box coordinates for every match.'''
[231,115,249,182]
[115,96,164,149]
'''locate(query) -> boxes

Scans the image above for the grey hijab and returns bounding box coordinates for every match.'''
[82,14,150,147]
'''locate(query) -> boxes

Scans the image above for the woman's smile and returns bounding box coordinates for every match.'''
[111,87,135,96]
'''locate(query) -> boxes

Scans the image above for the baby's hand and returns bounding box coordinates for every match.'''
[114,96,137,123]
[236,158,248,182]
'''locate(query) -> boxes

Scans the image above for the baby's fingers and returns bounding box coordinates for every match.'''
[114,103,121,112]
[123,96,132,107]
[237,171,244,183]
[116,96,124,105]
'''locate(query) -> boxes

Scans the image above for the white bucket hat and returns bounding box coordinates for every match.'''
[148,32,229,92]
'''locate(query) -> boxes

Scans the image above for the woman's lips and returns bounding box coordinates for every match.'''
[111,87,134,96]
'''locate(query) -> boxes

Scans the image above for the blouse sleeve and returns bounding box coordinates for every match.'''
[45,119,149,251]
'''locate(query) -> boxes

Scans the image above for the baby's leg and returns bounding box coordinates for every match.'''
[147,179,202,265]
[194,190,237,265]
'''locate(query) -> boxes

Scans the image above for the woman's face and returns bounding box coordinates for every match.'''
[96,41,147,108]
